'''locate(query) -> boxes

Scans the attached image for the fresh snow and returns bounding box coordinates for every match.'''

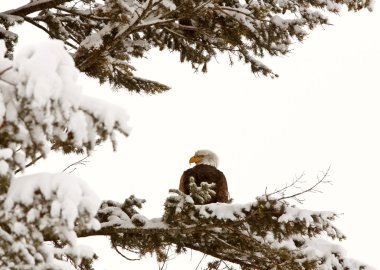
[278,206,335,225]
[0,39,132,269]
[0,39,131,177]
[2,172,101,269]
[197,202,254,220]
[0,160,9,175]
[5,172,101,231]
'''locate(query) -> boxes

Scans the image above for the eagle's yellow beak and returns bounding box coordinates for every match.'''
[189,155,203,164]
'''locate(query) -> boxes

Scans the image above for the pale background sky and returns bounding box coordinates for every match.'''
[3,1,380,269]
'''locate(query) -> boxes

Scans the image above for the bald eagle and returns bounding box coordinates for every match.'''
[179,150,229,203]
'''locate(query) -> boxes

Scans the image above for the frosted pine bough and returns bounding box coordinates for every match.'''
[1,0,375,93]
[1,173,101,269]
[0,39,130,190]
[0,40,130,269]
[93,188,377,270]
[0,16,377,270]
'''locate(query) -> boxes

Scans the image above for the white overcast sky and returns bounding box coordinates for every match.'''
[3,1,380,269]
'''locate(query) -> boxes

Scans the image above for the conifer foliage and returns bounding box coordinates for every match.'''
[83,179,371,270]
[0,1,377,270]
[0,40,130,193]
[0,40,129,269]
[1,0,375,93]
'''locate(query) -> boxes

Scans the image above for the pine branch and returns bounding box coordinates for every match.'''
[2,0,373,93]
[75,188,350,270]
[69,174,368,270]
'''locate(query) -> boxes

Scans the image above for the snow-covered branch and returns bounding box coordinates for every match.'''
[4,0,73,17]
[76,188,372,270]
[1,176,370,270]
[0,39,132,269]
[0,40,130,190]
[0,172,101,269]
[1,0,374,93]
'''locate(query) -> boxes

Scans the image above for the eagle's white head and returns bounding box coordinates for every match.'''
[189,149,219,168]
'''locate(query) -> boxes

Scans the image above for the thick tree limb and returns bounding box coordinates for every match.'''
[4,0,73,17]
[72,187,355,270]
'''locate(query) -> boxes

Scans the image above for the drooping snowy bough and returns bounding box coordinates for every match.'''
[1,173,101,269]
[0,41,130,269]
[0,40,130,192]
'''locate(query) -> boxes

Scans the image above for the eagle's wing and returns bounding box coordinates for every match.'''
[179,172,186,193]
[216,172,229,203]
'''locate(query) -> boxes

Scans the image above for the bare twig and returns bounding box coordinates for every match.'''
[14,155,44,174]
[0,66,12,76]
[221,260,234,270]
[266,166,332,203]
[24,17,77,49]
[111,240,140,261]
[265,172,306,198]
[62,155,89,173]
[0,66,16,87]
[0,77,16,87]
[158,246,171,270]
[195,254,207,270]
[55,6,109,21]
[284,167,331,199]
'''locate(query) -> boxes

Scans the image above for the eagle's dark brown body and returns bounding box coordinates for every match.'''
[179,164,229,203]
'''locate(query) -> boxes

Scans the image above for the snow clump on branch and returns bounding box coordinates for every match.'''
[0,39,130,181]
[1,172,101,269]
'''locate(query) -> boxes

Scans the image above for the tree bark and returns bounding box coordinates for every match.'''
[4,0,72,17]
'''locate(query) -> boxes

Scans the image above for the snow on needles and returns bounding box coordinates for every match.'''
[197,202,254,220]
[2,173,101,269]
[12,39,131,134]
[0,39,131,269]
[14,40,78,108]
[4,173,101,232]
[0,39,131,176]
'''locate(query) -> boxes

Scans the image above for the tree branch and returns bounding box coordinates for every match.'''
[4,0,73,17]
[14,155,44,174]
[23,17,77,49]
[111,240,141,261]
[265,166,332,203]
[62,155,89,173]
[77,220,244,238]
